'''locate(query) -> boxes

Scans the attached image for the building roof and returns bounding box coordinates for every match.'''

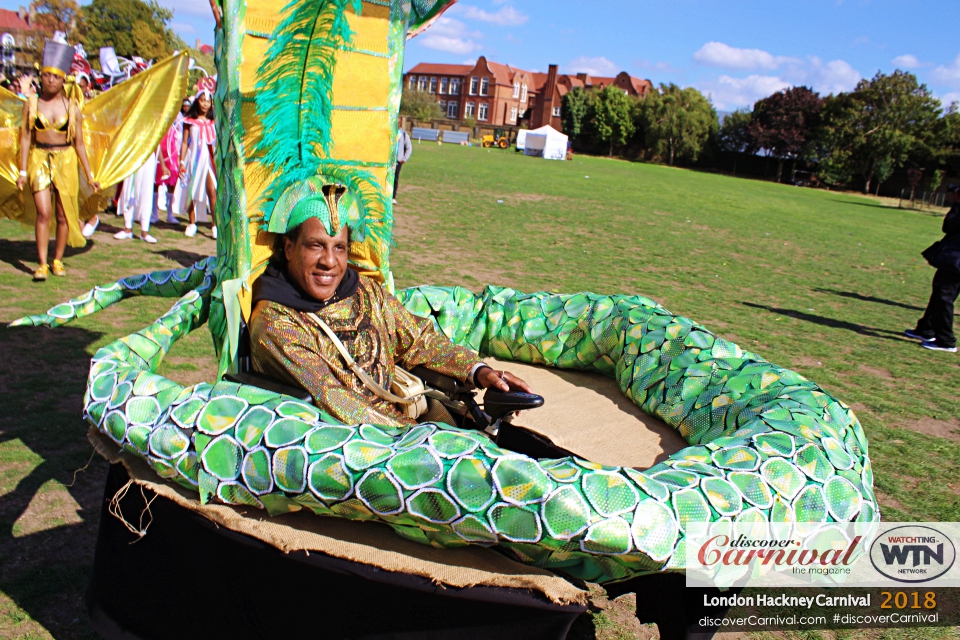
[406,62,474,76]
[0,9,32,31]
[484,60,519,87]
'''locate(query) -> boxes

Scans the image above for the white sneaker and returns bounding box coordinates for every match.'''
[922,339,958,353]
[166,214,179,224]
[114,230,134,240]
[140,233,158,244]
[82,216,100,238]
[184,223,197,237]
[212,226,218,240]
[392,198,398,204]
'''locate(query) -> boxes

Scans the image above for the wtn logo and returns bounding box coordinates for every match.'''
[869,526,957,584]
[880,543,944,567]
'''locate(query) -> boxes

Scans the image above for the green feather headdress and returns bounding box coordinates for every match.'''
[253,0,384,244]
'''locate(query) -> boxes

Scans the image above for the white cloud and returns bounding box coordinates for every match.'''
[784,57,861,95]
[416,17,482,55]
[891,54,921,69]
[941,92,960,109]
[696,75,792,110]
[448,4,529,26]
[931,53,960,89]
[171,22,196,34]
[693,42,799,71]
[566,56,618,76]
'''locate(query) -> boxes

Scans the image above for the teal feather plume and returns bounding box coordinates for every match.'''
[253,0,370,226]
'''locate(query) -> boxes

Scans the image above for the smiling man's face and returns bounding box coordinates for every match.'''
[283,217,349,301]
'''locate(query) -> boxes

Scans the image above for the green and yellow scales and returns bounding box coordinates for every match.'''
[11,0,879,584]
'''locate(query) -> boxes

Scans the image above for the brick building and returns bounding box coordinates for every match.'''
[0,8,46,76]
[403,58,651,132]
[405,57,534,126]
[529,66,654,130]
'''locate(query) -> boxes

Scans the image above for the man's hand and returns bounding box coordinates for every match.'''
[476,366,532,393]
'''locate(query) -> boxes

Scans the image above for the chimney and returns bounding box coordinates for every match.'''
[196,38,201,49]
[536,63,558,128]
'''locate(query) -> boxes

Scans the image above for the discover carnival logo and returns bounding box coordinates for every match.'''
[869,525,956,583]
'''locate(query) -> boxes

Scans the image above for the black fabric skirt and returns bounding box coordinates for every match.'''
[86,463,586,640]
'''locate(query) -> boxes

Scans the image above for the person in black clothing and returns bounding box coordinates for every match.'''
[905,186,960,352]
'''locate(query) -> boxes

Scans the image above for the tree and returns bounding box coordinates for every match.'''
[399,87,443,122]
[636,83,717,166]
[750,86,822,182]
[561,87,591,142]
[31,0,86,42]
[813,71,941,194]
[81,0,177,59]
[592,85,634,156]
[715,109,755,175]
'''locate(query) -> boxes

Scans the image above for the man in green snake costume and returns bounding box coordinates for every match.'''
[10,0,878,586]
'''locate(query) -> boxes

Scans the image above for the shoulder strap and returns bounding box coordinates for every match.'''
[307,312,423,405]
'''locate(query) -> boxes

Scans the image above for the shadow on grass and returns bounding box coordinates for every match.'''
[812,288,925,312]
[0,324,108,638]
[0,238,94,276]
[827,198,896,210]
[154,248,209,268]
[741,302,911,342]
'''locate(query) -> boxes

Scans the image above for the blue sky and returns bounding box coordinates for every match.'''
[34,0,960,111]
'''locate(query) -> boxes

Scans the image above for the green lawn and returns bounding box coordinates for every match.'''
[0,143,957,638]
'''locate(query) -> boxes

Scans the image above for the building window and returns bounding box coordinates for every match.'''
[418,76,428,92]
[479,77,489,96]
[449,78,460,95]
[408,75,417,89]
[429,77,437,93]
[440,77,448,94]
[465,102,475,117]
[552,106,562,117]
[513,82,520,98]
[447,101,458,118]
[520,84,527,103]
[478,103,488,121]
[469,77,478,95]
[439,100,446,111]
[510,107,517,123]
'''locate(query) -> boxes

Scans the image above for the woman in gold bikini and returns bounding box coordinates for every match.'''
[15,41,100,281]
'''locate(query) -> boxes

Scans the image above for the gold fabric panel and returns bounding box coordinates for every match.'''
[331,51,390,107]
[346,3,390,54]
[243,0,287,38]
[240,36,268,94]
[328,110,390,163]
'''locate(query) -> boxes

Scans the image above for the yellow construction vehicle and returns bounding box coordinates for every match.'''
[481,128,511,149]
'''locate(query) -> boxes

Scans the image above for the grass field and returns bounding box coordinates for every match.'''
[1,143,958,638]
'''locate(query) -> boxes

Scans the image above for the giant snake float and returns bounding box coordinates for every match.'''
[10,0,877,585]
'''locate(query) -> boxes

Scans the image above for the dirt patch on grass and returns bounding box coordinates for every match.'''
[898,417,960,443]
[159,356,219,388]
[859,364,894,381]
[875,491,908,513]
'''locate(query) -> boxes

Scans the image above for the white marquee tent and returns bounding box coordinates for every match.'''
[516,125,568,161]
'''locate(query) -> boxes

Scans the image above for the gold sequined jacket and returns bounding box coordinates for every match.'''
[250,275,479,426]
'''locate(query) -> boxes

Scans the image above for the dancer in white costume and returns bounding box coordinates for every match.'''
[178,83,217,239]
[114,151,159,243]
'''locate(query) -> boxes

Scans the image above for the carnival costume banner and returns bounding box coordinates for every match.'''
[685,521,960,588]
